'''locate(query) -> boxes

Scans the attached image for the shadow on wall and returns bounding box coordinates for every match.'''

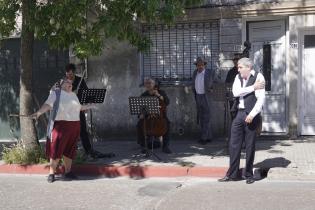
[0,39,20,139]
[86,40,212,140]
[86,41,143,139]
[86,2,313,138]
[0,38,67,140]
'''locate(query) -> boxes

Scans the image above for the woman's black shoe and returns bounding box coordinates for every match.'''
[47,174,55,183]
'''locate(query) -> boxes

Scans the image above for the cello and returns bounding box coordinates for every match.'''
[144,85,168,138]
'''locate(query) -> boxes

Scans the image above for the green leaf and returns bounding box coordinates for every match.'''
[0,0,203,56]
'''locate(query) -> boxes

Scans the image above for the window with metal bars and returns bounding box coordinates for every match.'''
[141,21,220,85]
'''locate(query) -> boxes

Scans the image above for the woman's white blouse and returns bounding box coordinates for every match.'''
[45,90,81,121]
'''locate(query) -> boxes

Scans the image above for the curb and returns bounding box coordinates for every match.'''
[0,164,227,178]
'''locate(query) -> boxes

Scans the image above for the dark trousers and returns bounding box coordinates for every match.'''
[79,111,92,154]
[137,119,170,149]
[226,110,259,179]
[195,94,212,140]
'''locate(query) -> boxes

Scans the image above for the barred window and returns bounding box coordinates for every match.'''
[141,21,220,85]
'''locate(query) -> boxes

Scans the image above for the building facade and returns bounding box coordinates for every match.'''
[1,0,315,140]
[0,39,68,140]
[86,0,315,140]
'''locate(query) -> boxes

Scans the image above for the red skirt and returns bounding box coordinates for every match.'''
[46,121,80,160]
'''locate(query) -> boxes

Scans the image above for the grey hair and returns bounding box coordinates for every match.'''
[144,77,155,85]
[238,57,253,69]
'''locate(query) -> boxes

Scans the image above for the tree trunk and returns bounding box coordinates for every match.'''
[20,0,38,149]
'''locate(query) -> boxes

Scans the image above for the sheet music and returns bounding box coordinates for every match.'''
[129,97,160,115]
[79,89,106,104]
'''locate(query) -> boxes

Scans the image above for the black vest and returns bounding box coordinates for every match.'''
[239,72,258,114]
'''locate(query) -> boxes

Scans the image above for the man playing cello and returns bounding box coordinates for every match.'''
[136,78,172,154]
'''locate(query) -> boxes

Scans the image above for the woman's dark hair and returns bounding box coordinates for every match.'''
[65,63,76,72]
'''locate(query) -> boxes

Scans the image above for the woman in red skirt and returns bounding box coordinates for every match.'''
[32,79,94,183]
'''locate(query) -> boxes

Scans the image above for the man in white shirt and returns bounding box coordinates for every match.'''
[219,57,265,184]
[61,64,114,159]
[192,57,216,145]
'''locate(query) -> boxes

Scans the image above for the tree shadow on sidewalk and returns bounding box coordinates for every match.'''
[0,137,295,179]
[81,138,288,167]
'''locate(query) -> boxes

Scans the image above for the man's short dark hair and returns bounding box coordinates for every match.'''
[65,63,76,72]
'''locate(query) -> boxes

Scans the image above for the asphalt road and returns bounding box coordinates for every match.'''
[0,175,314,210]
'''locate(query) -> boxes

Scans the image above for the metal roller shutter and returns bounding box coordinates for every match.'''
[141,21,220,85]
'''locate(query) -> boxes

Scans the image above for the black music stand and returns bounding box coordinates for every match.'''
[79,89,106,104]
[129,96,162,161]
[210,84,232,142]
[78,89,107,157]
[225,84,233,144]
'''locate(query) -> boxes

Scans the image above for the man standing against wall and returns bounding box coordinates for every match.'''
[225,53,241,85]
[218,58,265,184]
[64,64,112,159]
[226,53,242,118]
[192,57,216,145]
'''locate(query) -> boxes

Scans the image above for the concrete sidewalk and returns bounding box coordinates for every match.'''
[81,137,315,180]
[1,137,315,180]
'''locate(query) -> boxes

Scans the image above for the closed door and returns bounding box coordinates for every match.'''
[248,20,287,133]
[300,30,315,135]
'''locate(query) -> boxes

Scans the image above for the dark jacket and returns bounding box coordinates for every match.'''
[230,72,259,116]
[225,66,238,84]
[72,75,88,91]
[192,68,216,103]
[239,72,259,114]
[192,68,215,94]
[72,76,88,104]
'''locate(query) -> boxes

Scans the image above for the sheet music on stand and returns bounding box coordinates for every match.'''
[129,96,160,115]
[129,96,162,161]
[78,89,106,104]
